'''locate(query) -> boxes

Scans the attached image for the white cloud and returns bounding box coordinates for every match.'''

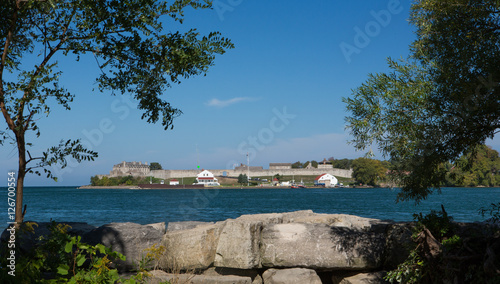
[206,97,257,108]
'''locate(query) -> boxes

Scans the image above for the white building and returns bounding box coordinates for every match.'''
[314,173,338,187]
[169,179,179,185]
[196,170,220,186]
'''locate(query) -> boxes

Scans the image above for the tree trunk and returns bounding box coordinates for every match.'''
[15,132,26,228]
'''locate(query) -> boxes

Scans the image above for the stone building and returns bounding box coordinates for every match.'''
[318,158,333,169]
[109,161,150,177]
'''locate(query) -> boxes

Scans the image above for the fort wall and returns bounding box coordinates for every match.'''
[149,167,352,179]
[105,161,353,180]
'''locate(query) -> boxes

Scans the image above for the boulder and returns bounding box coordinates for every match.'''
[159,222,223,271]
[384,223,414,269]
[82,222,164,271]
[260,222,386,270]
[203,267,262,283]
[292,213,390,230]
[214,210,315,269]
[338,271,388,284]
[262,268,322,284]
[147,222,166,234]
[166,221,214,232]
[147,270,252,284]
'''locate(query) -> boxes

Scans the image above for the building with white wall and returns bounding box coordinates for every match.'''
[314,173,338,187]
[196,170,220,186]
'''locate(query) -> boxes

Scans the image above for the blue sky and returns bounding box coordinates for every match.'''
[2,0,499,186]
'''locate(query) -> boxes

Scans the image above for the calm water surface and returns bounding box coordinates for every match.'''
[1,187,498,226]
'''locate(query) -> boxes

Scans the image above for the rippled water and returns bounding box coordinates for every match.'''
[1,186,498,226]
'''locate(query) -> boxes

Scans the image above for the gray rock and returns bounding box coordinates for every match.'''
[338,271,389,284]
[147,270,252,284]
[82,222,164,271]
[167,221,214,232]
[146,222,166,234]
[260,222,386,270]
[384,223,414,269]
[214,210,316,269]
[262,268,322,284]
[159,222,223,271]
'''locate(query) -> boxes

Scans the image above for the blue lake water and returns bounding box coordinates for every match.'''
[1,187,499,227]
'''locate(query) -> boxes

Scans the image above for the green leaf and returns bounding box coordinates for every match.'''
[76,254,86,267]
[65,241,73,253]
[57,264,70,275]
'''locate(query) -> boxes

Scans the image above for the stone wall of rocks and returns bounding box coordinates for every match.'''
[2,211,416,284]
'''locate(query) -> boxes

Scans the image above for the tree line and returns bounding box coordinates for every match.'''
[310,146,500,187]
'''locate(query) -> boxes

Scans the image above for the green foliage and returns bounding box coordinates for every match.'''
[311,160,318,168]
[273,174,282,182]
[386,207,500,283]
[385,249,424,284]
[0,0,233,224]
[351,158,387,186]
[332,158,353,170]
[90,175,163,186]
[291,161,303,168]
[344,0,500,203]
[149,162,163,171]
[447,145,500,187]
[412,206,456,240]
[479,202,500,223]
[237,174,248,185]
[0,221,156,283]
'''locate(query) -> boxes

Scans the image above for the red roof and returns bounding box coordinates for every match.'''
[315,174,327,181]
[170,179,178,181]
[273,178,279,181]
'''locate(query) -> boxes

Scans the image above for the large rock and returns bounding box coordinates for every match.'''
[147,270,252,284]
[384,223,414,269]
[166,221,214,232]
[159,222,223,271]
[338,271,388,284]
[260,222,386,270]
[214,211,316,269]
[82,222,164,271]
[262,268,322,284]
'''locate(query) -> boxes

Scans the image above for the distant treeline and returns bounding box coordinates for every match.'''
[296,146,500,187]
[90,175,163,186]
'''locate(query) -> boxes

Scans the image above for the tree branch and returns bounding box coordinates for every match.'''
[0,1,20,132]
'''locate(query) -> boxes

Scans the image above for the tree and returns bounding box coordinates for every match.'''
[332,158,353,170]
[351,158,387,186]
[448,145,500,187]
[0,0,233,226]
[237,173,247,185]
[149,162,162,171]
[291,161,302,168]
[344,0,500,202]
[311,160,318,168]
[273,173,281,182]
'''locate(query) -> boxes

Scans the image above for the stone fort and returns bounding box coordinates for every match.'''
[102,160,353,179]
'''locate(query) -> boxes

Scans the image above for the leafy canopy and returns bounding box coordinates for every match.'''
[344,0,500,202]
[0,0,233,224]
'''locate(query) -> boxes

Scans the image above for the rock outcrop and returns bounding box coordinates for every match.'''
[82,222,165,271]
[2,211,415,284]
